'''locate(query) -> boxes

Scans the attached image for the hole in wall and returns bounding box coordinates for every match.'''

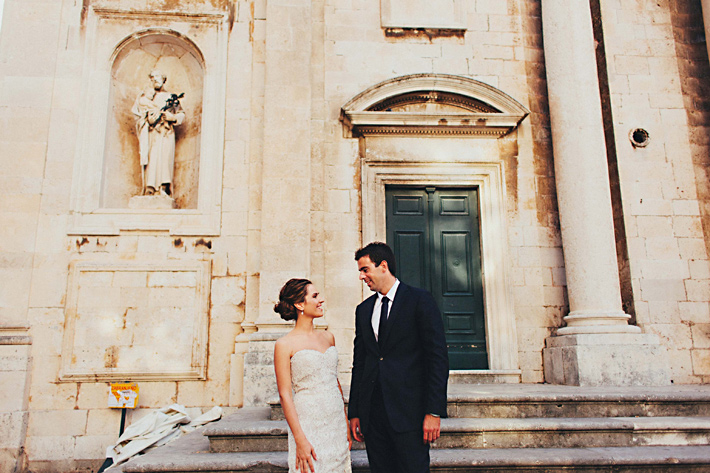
[629,128,650,148]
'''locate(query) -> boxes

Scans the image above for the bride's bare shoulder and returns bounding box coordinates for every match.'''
[275,333,297,354]
[322,330,336,346]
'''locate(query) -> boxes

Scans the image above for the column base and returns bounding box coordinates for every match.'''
[557,310,640,335]
[543,333,671,386]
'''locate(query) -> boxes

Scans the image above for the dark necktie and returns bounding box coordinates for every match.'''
[378,296,389,349]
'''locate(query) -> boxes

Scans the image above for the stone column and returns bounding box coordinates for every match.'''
[242,0,313,405]
[703,0,710,67]
[540,0,669,386]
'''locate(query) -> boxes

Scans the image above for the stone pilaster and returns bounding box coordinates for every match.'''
[242,0,313,405]
[0,326,31,472]
[540,0,669,386]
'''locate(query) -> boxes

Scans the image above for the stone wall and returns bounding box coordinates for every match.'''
[0,0,708,471]
[317,0,565,384]
[601,0,710,383]
[0,1,248,471]
[670,0,710,383]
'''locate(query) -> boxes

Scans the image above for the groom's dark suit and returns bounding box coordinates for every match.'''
[349,282,449,472]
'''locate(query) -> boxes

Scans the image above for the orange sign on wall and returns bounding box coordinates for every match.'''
[108,383,139,408]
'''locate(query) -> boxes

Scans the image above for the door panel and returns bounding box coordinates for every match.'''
[442,232,472,294]
[386,187,487,370]
[393,232,427,290]
[388,191,431,294]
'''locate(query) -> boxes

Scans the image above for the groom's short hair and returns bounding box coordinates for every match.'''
[355,242,397,277]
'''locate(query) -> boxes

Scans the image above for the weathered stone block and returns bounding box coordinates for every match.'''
[639,259,690,280]
[636,216,673,238]
[73,434,114,460]
[644,238,681,260]
[86,408,120,436]
[211,276,246,306]
[673,199,701,216]
[649,323,693,350]
[640,279,687,302]
[543,334,671,386]
[243,333,284,407]
[691,349,710,375]
[691,324,710,349]
[679,301,710,324]
[76,383,110,410]
[688,260,710,279]
[27,409,87,437]
[647,301,681,324]
[679,238,708,260]
[0,372,29,412]
[135,382,177,409]
[0,411,26,449]
[25,435,74,461]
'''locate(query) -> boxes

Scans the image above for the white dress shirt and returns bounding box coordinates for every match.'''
[371,279,400,340]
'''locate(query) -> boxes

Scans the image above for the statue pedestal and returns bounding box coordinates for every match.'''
[129,195,176,209]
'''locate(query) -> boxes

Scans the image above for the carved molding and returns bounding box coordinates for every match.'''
[59,259,211,382]
[341,74,529,138]
[0,325,32,345]
[360,161,519,373]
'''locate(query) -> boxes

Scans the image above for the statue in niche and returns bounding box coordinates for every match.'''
[131,70,185,197]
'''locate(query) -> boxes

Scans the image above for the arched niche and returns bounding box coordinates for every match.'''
[102,30,205,209]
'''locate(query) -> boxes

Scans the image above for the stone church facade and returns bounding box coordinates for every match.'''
[1,0,709,471]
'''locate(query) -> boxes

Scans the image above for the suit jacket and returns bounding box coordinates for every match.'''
[348,282,449,433]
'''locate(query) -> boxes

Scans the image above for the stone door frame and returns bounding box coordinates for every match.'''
[361,161,519,377]
[344,74,527,379]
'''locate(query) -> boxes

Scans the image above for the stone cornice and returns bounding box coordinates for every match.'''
[341,74,529,137]
[342,111,526,137]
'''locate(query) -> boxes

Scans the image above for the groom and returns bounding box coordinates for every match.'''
[349,242,449,473]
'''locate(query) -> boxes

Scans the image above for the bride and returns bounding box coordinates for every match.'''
[274,278,352,473]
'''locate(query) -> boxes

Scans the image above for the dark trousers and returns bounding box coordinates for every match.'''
[364,379,430,473]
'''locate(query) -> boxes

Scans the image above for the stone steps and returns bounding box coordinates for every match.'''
[268,384,710,420]
[113,385,710,473]
[118,430,710,473]
[204,407,710,453]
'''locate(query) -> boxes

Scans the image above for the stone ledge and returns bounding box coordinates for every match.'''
[443,384,710,403]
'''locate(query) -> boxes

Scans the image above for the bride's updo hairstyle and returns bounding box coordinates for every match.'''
[274,278,312,321]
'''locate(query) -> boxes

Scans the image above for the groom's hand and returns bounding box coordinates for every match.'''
[350,418,364,442]
[423,414,441,444]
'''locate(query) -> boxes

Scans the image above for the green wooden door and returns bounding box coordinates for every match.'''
[386,187,488,370]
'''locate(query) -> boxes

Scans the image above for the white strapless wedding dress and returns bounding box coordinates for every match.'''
[288,346,352,473]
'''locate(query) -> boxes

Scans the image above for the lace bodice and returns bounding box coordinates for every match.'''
[291,346,340,394]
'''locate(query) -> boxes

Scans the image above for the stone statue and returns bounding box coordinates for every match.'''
[131,70,185,197]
